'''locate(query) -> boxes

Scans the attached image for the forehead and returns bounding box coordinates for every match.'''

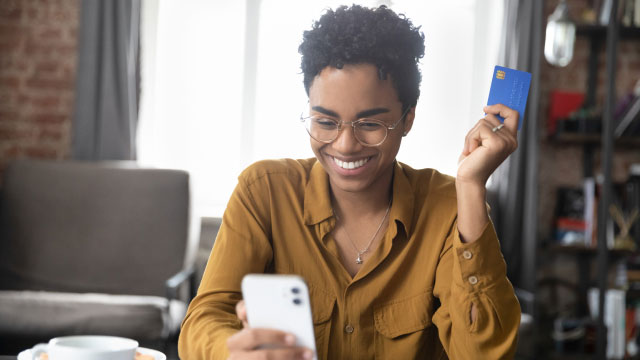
[308,64,400,110]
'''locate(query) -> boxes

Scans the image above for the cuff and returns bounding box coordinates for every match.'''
[451,220,507,291]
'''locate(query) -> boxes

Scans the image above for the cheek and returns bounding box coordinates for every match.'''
[378,137,402,161]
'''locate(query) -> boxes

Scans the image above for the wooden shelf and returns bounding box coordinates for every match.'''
[577,23,640,39]
[548,244,635,258]
[549,132,640,147]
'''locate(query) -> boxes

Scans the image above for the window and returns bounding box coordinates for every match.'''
[138,0,504,217]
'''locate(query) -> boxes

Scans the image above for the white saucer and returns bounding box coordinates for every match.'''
[18,347,166,360]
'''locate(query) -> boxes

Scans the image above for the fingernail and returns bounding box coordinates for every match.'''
[303,350,313,359]
[285,334,295,345]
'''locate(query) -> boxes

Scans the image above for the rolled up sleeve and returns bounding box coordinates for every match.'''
[432,220,520,359]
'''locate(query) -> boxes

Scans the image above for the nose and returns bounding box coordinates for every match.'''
[332,124,363,154]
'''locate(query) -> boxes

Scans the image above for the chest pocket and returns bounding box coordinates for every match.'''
[308,284,335,360]
[374,292,446,359]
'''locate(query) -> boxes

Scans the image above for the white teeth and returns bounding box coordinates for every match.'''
[333,157,369,170]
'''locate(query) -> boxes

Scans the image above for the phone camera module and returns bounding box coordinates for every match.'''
[291,287,300,294]
[293,298,302,305]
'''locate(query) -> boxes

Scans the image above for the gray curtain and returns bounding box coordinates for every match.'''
[72,0,141,160]
[489,0,542,294]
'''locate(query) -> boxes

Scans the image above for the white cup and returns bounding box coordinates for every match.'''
[30,335,138,360]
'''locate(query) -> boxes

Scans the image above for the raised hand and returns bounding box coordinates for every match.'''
[457,104,519,187]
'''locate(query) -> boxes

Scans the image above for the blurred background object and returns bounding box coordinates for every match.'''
[0,160,194,356]
[545,0,577,67]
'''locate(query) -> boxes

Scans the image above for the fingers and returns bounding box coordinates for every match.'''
[462,120,484,156]
[462,116,498,156]
[461,114,518,159]
[227,327,296,352]
[483,104,519,133]
[228,347,314,360]
[227,328,313,360]
[484,114,518,153]
[236,300,249,328]
[227,308,315,360]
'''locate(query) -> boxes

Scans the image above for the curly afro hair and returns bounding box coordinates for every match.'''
[299,4,425,111]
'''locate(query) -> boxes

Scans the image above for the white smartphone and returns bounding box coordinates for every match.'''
[241,274,317,358]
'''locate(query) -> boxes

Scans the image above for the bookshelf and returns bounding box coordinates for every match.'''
[576,4,632,358]
[545,1,640,358]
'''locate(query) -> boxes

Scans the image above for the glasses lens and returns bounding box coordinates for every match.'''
[354,120,387,146]
[305,116,338,142]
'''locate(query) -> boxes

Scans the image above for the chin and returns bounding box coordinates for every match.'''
[331,178,373,193]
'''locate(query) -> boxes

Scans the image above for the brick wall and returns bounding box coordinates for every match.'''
[0,0,79,181]
[537,0,640,240]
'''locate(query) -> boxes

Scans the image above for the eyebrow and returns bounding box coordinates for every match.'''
[311,106,390,119]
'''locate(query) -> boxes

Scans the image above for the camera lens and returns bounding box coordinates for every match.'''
[291,287,300,294]
[293,298,302,305]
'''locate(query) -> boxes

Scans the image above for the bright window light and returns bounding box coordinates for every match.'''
[138,0,504,217]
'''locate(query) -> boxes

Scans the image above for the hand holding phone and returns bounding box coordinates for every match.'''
[236,274,317,360]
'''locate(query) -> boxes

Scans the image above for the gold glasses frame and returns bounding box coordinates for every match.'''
[300,106,410,147]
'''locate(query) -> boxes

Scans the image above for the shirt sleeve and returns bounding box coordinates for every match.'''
[178,174,274,360]
[431,219,520,359]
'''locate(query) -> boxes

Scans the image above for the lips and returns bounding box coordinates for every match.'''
[332,156,371,170]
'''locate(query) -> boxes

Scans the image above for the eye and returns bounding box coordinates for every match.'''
[356,120,384,131]
[313,117,338,129]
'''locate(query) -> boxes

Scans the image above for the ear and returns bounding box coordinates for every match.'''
[402,106,416,136]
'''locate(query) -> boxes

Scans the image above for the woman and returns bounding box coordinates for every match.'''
[179,5,520,360]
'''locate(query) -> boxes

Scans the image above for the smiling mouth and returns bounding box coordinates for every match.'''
[332,156,372,170]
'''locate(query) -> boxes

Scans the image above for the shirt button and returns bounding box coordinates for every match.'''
[463,250,473,260]
[345,324,354,333]
[468,275,478,285]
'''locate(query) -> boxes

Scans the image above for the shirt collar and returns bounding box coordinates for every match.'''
[303,160,416,235]
[304,161,334,225]
[390,161,415,237]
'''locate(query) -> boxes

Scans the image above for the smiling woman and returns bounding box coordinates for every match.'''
[137,0,504,219]
[177,4,520,360]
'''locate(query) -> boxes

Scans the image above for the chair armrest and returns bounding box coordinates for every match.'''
[165,266,196,302]
[515,287,535,315]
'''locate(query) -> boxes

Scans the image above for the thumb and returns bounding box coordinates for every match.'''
[236,300,249,328]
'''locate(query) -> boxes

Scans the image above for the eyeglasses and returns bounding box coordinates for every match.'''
[300,107,409,147]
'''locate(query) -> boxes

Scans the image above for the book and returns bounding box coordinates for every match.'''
[547,91,585,137]
[622,0,634,26]
[615,96,640,137]
[600,0,615,24]
[584,177,597,247]
[554,186,589,245]
[588,288,626,358]
[615,80,640,138]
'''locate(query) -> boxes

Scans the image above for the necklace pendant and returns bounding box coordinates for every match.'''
[356,254,363,264]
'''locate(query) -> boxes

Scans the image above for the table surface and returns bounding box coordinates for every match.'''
[0,356,16,360]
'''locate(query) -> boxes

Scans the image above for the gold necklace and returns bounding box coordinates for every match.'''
[334,200,392,264]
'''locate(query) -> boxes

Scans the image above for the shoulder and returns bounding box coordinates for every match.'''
[239,158,317,187]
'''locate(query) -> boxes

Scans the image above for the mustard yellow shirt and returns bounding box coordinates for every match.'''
[179,158,520,360]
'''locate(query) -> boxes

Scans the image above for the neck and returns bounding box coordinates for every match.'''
[330,162,394,218]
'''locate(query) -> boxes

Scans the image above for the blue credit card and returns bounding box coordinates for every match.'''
[486,65,532,130]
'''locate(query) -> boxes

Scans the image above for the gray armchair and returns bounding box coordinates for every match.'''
[0,160,194,352]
